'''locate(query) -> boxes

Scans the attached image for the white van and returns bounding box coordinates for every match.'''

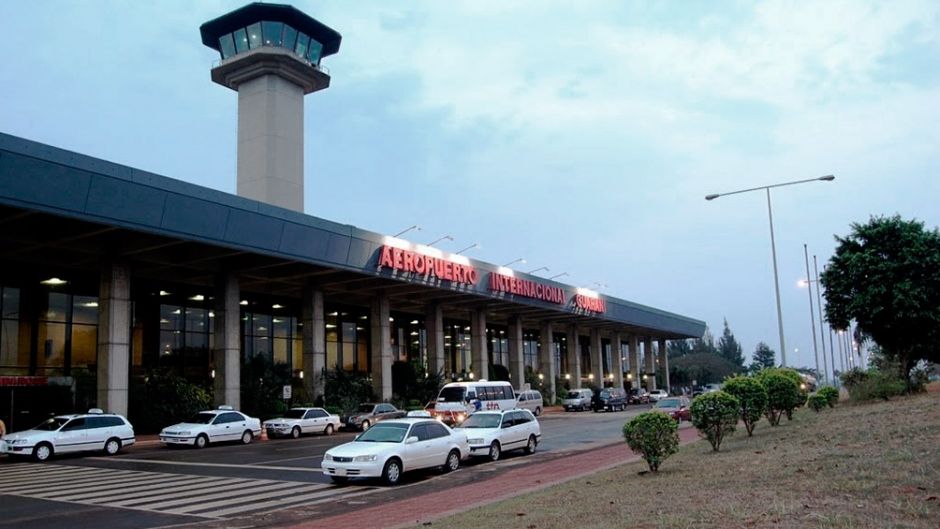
[433,380,516,425]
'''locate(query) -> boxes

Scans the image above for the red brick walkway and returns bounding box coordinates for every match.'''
[286,426,701,529]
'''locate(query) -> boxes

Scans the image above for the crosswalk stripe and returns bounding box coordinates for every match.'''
[134,480,312,512]
[27,473,203,498]
[102,479,264,507]
[201,486,374,518]
[164,482,328,515]
[0,465,105,480]
[54,475,226,502]
[0,469,141,491]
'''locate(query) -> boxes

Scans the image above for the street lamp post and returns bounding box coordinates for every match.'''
[705,175,835,366]
[455,243,480,255]
[802,244,821,382]
[813,254,832,384]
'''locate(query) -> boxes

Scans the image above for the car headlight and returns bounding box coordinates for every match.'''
[323,453,333,461]
[353,454,377,462]
[177,431,191,436]
[467,438,483,445]
[12,439,29,445]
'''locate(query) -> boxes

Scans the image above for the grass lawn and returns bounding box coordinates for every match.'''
[421,387,939,529]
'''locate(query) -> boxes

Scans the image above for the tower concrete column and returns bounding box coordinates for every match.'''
[425,304,445,377]
[302,285,326,402]
[567,324,581,389]
[470,308,488,381]
[213,274,241,408]
[644,337,656,391]
[509,317,525,391]
[539,322,556,402]
[612,332,624,390]
[590,328,603,387]
[629,335,640,389]
[96,263,131,416]
[370,293,392,400]
[658,338,670,394]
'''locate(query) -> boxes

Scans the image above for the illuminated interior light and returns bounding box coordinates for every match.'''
[240,300,249,306]
[272,304,284,309]
[40,278,68,286]
[189,294,205,301]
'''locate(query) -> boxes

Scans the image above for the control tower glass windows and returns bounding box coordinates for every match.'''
[282,25,298,51]
[306,39,323,64]
[247,22,262,49]
[219,33,236,59]
[234,28,249,53]
[295,33,309,59]
[261,21,283,47]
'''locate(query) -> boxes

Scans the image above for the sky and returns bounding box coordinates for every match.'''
[2,0,938,376]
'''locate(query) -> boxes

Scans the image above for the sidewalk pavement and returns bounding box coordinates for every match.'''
[285,425,701,529]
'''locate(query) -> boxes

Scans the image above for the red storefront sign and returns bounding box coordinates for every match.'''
[489,273,565,304]
[378,245,478,285]
[0,376,49,387]
[575,294,607,313]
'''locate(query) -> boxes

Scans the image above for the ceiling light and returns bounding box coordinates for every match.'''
[272,304,284,309]
[40,278,67,286]
[159,290,171,296]
[240,300,249,306]
[189,294,205,301]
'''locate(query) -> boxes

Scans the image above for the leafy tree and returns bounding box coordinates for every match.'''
[623,412,679,472]
[816,386,839,407]
[690,328,720,356]
[392,360,444,407]
[129,371,213,434]
[240,354,292,420]
[821,215,940,384]
[669,352,741,386]
[323,367,375,414]
[668,339,693,359]
[690,391,739,451]
[754,368,802,425]
[722,375,768,436]
[807,394,828,412]
[717,319,745,368]
[749,342,776,373]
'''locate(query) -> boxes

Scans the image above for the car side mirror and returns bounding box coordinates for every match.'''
[464,397,471,403]
[405,436,419,444]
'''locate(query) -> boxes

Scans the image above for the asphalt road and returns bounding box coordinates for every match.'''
[0,405,652,529]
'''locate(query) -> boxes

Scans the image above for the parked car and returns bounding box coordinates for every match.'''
[648,389,669,402]
[515,390,544,416]
[653,396,692,422]
[628,388,650,404]
[159,406,261,448]
[262,407,340,438]
[1,409,135,462]
[457,409,540,461]
[592,387,627,412]
[342,403,407,431]
[322,418,470,485]
[563,388,593,411]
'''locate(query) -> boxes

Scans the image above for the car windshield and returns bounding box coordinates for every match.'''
[357,405,375,413]
[33,417,70,431]
[566,391,582,399]
[284,409,306,419]
[600,390,611,398]
[184,412,217,424]
[355,422,409,443]
[458,414,501,429]
[656,399,680,408]
[438,387,466,402]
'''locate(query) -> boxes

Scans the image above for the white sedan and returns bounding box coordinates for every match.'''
[457,409,540,461]
[263,407,340,438]
[322,418,470,485]
[159,406,261,448]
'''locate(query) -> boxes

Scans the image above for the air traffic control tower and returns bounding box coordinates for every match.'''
[200,3,341,212]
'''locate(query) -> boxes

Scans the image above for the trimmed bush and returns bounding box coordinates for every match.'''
[817,386,839,407]
[807,393,828,412]
[755,369,802,426]
[690,391,740,451]
[722,375,768,436]
[623,411,679,472]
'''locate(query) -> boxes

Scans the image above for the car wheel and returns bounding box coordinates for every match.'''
[330,476,349,484]
[524,435,537,455]
[488,441,501,462]
[382,458,402,486]
[443,449,461,473]
[195,434,208,449]
[104,437,122,456]
[534,406,542,416]
[33,442,53,462]
[241,430,253,444]
[361,420,371,431]
[324,424,335,436]
[291,426,301,439]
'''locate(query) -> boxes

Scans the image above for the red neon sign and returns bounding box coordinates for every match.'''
[489,273,565,304]
[378,245,478,285]
[575,294,607,313]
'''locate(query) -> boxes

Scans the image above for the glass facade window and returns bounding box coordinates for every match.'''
[523,331,539,370]
[325,309,369,374]
[282,25,298,51]
[219,33,236,59]
[261,21,284,46]
[306,39,323,63]
[247,22,262,49]
[159,303,211,380]
[0,287,22,371]
[295,33,310,58]
[212,23,324,66]
[243,309,299,370]
[234,28,249,53]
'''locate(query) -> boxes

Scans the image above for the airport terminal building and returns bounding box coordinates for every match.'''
[0,3,704,427]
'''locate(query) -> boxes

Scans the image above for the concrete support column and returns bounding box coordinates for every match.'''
[644,337,656,391]
[612,332,624,390]
[509,317,525,391]
[590,328,603,387]
[425,304,445,377]
[470,309,488,380]
[96,263,131,416]
[539,322,556,402]
[302,285,326,402]
[629,335,640,388]
[370,293,392,400]
[658,338,670,394]
[213,274,241,408]
[567,324,581,389]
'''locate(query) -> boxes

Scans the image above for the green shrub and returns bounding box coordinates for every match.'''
[755,369,802,426]
[324,367,375,414]
[807,393,828,412]
[722,375,768,436]
[240,354,293,420]
[623,412,679,472]
[128,371,213,434]
[847,370,906,401]
[817,386,839,407]
[391,360,445,407]
[690,391,740,451]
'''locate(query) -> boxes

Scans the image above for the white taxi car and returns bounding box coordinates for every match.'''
[263,407,341,438]
[322,418,470,486]
[1,409,135,462]
[457,409,540,461]
[159,406,261,448]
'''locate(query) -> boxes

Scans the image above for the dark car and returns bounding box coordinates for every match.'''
[653,396,692,422]
[592,388,627,412]
[340,403,406,431]
[628,388,650,404]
